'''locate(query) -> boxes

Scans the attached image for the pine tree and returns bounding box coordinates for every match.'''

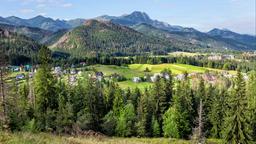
[102,110,116,136]
[83,78,105,131]
[34,46,57,131]
[209,88,227,138]
[113,88,124,116]
[103,81,116,112]
[135,90,149,137]
[130,87,140,109]
[151,116,160,137]
[116,103,136,137]
[223,71,252,144]
[56,80,74,134]
[152,77,167,134]
[162,107,179,138]
[247,71,256,140]
[166,78,193,139]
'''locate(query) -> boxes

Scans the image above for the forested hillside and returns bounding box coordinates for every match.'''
[51,20,179,57]
[0,28,41,64]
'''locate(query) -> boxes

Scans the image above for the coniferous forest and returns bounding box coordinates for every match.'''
[0,46,255,144]
[0,3,255,143]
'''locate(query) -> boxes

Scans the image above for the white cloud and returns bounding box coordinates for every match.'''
[38,12,47,16]
[61,3,73,8]
[36,3,46,8]
[20,8,34,13]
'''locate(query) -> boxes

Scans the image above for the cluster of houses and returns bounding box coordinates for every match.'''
[9,65,36,81]
[132,72,171,83]
[208,54,235,61]
[132,70,249,85]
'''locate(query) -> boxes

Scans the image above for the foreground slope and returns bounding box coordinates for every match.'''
[0,132,222,144]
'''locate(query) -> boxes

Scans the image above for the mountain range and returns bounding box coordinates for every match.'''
[0,11,255,58]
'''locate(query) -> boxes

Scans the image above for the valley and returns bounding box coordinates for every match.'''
[0,6,255,144]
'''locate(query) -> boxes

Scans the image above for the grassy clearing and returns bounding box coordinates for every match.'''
[129,63,212,74]
[117,81,153,89]
[0,132,222,144]
[91,65,146,79]
[91,64,235,89]
[168,52,205,57]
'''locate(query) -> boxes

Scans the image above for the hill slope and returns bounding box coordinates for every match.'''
[0,28,41,64]
[208,28,256,50]
[132,23,256,51]
[51,20,179,56]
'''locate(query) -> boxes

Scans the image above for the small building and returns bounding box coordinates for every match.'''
[150,73,161,82]
[16,74,25,80]
[54,67,62,75]
[223,55,235,60]
[132,77,141,83]
[175,74,186,81]
[70,69,77,75]
[11,66,20,72]
[162,72,170,80]
[95,72,104,81]
[208,55,222,61]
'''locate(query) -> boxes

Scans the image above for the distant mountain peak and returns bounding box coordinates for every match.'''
[124,11,151,22]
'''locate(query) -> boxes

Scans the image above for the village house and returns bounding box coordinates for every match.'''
[132,77,141,83]
[54,67,62,75]
[150,73,161,82]
[70,69,77,75]
[175,74,186,81]
[95,72,104,81]
[16,73,25,80]
[221,71,233,78]
[208,55,222,60]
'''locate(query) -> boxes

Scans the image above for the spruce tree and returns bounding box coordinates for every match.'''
[165,77,193,139]
[116,103,136,137]
[151,116,160,137]
[223,71,252,144]
[209,88,227,138]
[162,107,179,138]
[34,46,57,131]
[247,71,256,140]
[135,90,149,137]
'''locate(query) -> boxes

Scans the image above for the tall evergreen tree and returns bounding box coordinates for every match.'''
[247,71,256,140]
[208,88,227,138]
[135,89,149,137]
[165,77,193,139]
[34,46,57,131]
[223,71,252,144]
[116,103,136,137]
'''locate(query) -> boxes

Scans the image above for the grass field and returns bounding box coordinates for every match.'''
[0,132,222,144]
[168,52,205,57]
[90,63,235,89]
[129,63,223,75]
[7,63,235,90]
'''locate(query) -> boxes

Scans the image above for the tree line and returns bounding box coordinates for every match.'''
[0,47,255,144]
[53,54,256,73]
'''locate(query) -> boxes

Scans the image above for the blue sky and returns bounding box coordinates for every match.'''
[1,0,255,34]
